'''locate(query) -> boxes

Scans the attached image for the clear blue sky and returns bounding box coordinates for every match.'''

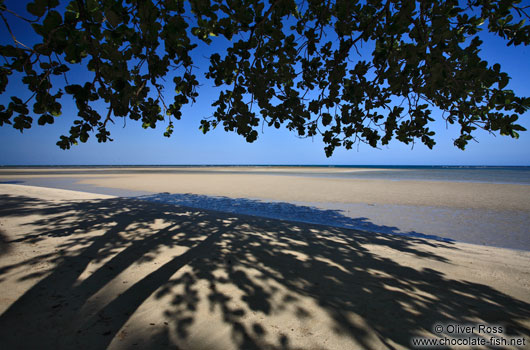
[0,3,529,166]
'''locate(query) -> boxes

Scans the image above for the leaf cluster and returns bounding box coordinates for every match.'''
[1,0,529,155]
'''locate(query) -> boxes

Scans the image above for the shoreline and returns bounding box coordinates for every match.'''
[0,183,527,252]
[2,164,529,168]
[1,167,529,251]
[1,178,530,251]
[2,170,530,211]
[2,164,530,186]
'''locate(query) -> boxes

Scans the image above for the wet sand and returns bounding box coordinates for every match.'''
[2,166,528,211]
[1,167,529,250]
[0,184,529,350]
[78,172,530,211]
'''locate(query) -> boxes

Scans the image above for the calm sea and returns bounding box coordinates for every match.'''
[311,165,530,185]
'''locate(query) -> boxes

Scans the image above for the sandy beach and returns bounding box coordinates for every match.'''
[80,172,530,211]
[1,178,530,349]
[2,166,529,210]
[2,167,529,249]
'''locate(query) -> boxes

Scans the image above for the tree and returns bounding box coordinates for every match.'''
[0,0,529,156]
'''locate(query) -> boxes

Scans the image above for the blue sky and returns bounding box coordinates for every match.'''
[0,3,529,165]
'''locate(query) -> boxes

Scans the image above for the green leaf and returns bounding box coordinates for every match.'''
[43,10,62,31]
[27,1,46,17]
[492,63,500,73]
[105,9,120,27]
[38,114,54,125]
[499,74,509,89]
[322,113,332,126]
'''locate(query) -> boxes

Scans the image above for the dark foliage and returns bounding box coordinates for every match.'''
[1,0,529,155]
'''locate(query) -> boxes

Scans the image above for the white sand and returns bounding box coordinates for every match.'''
[0,184,529,349]
[76,173,530,211]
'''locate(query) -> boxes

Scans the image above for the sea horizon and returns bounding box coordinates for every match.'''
[1,164,529,168]
[2,164,530,186]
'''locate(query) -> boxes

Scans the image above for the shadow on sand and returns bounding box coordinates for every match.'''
[0,193,528,349]
[0,229,10,257]
[139,192,455,242]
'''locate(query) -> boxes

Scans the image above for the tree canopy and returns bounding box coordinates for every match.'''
[0,0,529,156]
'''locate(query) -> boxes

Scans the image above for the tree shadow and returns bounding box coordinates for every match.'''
[0,181,25,184]
[0,192,528,350]
[0,229,10,257]
[139,192,456,242]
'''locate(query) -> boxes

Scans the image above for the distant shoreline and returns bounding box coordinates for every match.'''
[2,165,530,186]
[1,164,529,169]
